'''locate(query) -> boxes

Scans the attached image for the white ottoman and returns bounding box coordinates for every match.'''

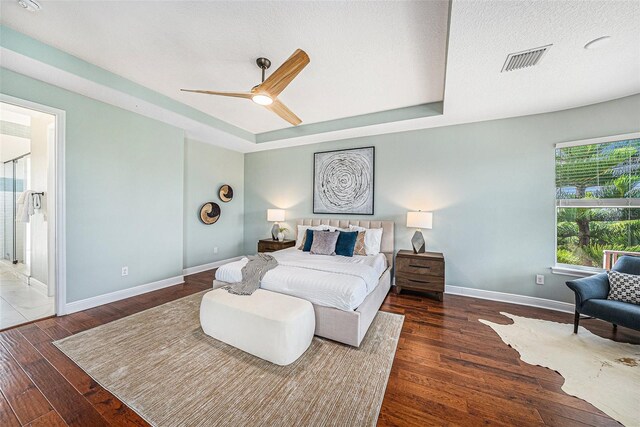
[200,288,315,366]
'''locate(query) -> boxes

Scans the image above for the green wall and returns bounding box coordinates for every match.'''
[184,139,244,268]
[4,63,639,306]
[1,68,186,303]
[244,94,640,303]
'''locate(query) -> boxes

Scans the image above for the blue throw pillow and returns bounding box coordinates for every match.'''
[302,228,315,252]
[335,231,358,257]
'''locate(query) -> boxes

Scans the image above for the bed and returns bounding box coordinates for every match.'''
[213,219,394,347]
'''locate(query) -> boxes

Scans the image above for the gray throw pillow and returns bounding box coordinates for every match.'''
[310,230,340,255]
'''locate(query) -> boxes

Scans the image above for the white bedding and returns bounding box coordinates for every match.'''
[215,247,388,311]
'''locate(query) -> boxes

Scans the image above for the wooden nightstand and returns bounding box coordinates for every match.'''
[394,250,445,301]
[258,239,296,253]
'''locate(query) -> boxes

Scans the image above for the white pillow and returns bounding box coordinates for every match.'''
[295,225,330,248]
[348,225,383,256]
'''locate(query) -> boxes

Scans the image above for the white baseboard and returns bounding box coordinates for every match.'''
[63,275,185,315]
[183,256,244,276]
[61,255,244,316]
[444,285,574,313]
[29,277,48,296]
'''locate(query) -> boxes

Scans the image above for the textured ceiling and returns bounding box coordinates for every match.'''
[442,0,640,125]
[1,0,638,152]
[250,0,640,150]
[0,0,449,134]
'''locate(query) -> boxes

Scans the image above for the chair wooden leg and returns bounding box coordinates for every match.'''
[573,311,580,334]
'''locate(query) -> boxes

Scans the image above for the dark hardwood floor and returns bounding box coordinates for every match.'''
[0,270,636,426]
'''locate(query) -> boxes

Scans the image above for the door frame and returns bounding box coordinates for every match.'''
[1,94,67,315]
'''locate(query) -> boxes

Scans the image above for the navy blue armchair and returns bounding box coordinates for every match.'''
[566,255,640,333]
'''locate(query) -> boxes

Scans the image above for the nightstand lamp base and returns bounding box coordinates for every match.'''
[411,230,426,254]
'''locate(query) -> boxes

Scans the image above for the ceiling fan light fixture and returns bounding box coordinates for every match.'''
[181,49,308,125]
[252,94,273,106]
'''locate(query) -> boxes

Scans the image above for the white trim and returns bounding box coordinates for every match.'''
[14,273,29,285]
[64,275,185,314]
[0,261,31,285]
[444,285,574,313]
[556,198,639,208]
[0,94,67,316]
[553,131,640,272]
[551,265,602,277]
[555,131,640,148]
[28,277,48,296]
[182,256,244,276]
[1,48,255,153]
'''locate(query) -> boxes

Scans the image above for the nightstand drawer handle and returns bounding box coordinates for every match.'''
[409,264,431,269]
[408,278,432,284]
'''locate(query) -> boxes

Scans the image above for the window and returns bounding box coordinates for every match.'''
[555,134,640,269]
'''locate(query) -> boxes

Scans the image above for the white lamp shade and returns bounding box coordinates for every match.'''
[407,211,433,229]
[267,209,285,222]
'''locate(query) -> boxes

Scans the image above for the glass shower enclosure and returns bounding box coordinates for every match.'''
[2,154,29,265]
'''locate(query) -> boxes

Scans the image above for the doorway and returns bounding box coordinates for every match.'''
[0,101,56,329]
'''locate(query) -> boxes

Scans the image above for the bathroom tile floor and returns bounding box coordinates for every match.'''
[0,264,54,330]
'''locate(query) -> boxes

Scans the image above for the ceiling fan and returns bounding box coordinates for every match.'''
[181,49,310,126]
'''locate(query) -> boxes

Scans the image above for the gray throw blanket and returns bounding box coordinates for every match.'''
[223,253,278,295]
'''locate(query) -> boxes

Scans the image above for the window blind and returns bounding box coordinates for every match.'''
[555,138,640,208]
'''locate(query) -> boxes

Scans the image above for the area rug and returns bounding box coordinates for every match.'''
[479,312,640,426]
[54,292,404,427]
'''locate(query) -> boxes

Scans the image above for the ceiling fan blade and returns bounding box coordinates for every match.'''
[256,49,310,99]
[180,89,254,99]
[265,99,302,126]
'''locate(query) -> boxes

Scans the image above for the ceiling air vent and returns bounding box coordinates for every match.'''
[501,45,552,72]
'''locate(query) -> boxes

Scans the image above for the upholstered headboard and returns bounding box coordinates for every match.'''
[295,219,395,266]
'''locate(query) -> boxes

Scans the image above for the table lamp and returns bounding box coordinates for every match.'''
[267,209,285,240]
[406,211,433,254]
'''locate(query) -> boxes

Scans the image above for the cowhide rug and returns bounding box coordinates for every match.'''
[479,313,639,426]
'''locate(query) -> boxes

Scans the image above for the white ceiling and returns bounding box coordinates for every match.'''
[1,105,30,126]
[253,0,640,151]
[442,0,640,125]
[0,0,449,134]
[1,101,53,122]
[0,133,30,162]
[1,102,34,162]
[0,0,638,153]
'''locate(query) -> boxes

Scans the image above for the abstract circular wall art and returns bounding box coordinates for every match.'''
[199,202,221,224]
[313,146,374,215]
[218,184,234,202]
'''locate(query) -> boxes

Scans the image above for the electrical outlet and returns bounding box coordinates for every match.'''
[213,247,219,254]
[122,266,128,277]
[536,274,544,285]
